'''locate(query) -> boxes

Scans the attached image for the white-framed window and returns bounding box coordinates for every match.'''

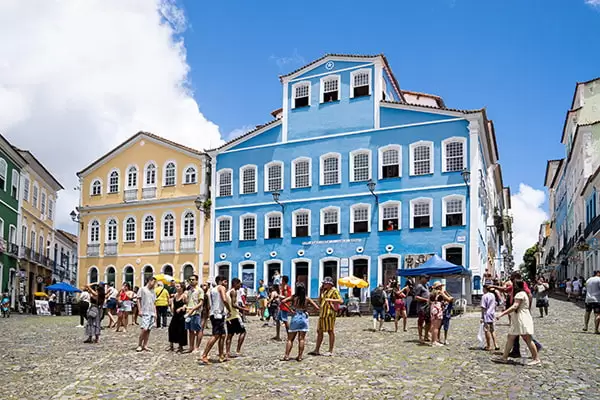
[184,165,197,184]
[217,169,233,197]
[143,215,155,241]
[91,179,102,196]
[32,183,39,208]
[320,153,341,186]
[320,74,340,103]
[292,157,311,189]
[292,209,311,238]
[379,201,401,231]
[265,211,283,239]
[217,216,232,242]
[11,170,19,198]
[409,141,434,176]
[23,177,30,202]
[410,198,433,229]
[350,69,371,98]
[106,218,118,242]
[164,161,176,186]
[30,230,36,251]
[378,145,402,179]
[89,220,100,243]
[350,203,371,233]
[350,149,371,182]
[127,166,138,188]
[144,162,157,187]
[240,165,257,194]
[108,170,119,193]
[0,159,6,190]
[265,161,284,192]
[292,81,311,109]
[442,137,467,173]
[182,211,195,237]
[124,216,136,242]
[240,214,257,241]
[8,225,16,244]
[320,206,340,236]
[48,199,54,220]
[40,191,46,215]
[442,243,465,267]
[442,195,466,227]
[0,218,4,239]
[162,213,175,238]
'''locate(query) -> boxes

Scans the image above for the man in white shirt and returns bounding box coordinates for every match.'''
[136,277,157,352]
[583,270,600,334]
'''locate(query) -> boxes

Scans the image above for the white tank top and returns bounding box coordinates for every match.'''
[210,286,225,317]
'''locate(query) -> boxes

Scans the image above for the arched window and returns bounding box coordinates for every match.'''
[292,157,311,189]
[125,217,136,242]
[88,267,98,284]
[240,165,257,194]
[145,163,156,186]
[162,264,174,277]
[320,153,341,185]
[32,183,39,208]
[410,141,433,176]
[320,75,340,103]
[292,209,310,238]
[442,137,466,173]
[163,213,174,238]
[0,158,6,190]
[292,81,310,108]
[183,264,194,281]
[127,166,138,188]
[123,266,134,287]
[410,198,433,229]
[217,216,232,242]
[350,204,370,233]
[217,169,232,197]
[320,207,340,235]
[184,166,197,184]
[240,214,257,241]
[89,220,100,243]
[183,211,195,237]
[143,215,155,241]
[105,266,116,285]
[350,149,371,182]
[265,212,283,239]
[143,265,154,285]
[351,69,371,98]
[442,195,466,227]
[164,162,176,186]
[91,179,102,196]
[106,218,118,242]
[108,170,119,193]
[265,161,283,192]
[378,145,401,179]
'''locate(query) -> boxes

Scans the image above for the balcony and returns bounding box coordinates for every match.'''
[160,239,175,253]
[584,214,600,238]
[7,243,19,258]
[105,243,118,256]
[39,254,53,270]
[87,243,100,257]
[179,237,196,253]
[142,187,157,200]
[124,188,138,202]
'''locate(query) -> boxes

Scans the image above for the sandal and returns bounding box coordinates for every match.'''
[307,351,320,356]
[527,359,541,366]
[491,357,511,364]
[135,346,143,352]
[296,356,303,362]
[280,357,290,361]
[199,357,211,365]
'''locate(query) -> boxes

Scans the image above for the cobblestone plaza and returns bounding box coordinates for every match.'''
[1,298,598,400]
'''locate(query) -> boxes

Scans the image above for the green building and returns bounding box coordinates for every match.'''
[0,134,26,305]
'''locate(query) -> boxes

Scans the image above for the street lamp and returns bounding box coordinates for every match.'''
[272,190,284,212]
[367,179,378,204]
[70,210,83,230]
[194,196,205,213]
[461,168,471,186]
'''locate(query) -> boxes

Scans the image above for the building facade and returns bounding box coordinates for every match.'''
[76,132,210,290]
[54,229,78,284]
[541,77,600,281]
[209,54,513,300]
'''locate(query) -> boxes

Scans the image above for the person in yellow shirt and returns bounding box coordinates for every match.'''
[155,282,170,328]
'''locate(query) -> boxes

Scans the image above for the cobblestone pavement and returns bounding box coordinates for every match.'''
[1,298,599,400]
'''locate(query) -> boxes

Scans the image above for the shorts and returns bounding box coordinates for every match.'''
[278,310,289,322]
[442,315,451,331]
[585,302,600,313]
[483,322,495,333]
[226,317,246,335]
[536,298,549,308]
[106,298,117,310]
[185,314,202,332]
[394,300,406,312]
[372,307,385,320]
[118,300,132,313]
[318,314,336,332]
[418,309,430,324]
[289,312,309,332]
[140,314,155,331]
[210,315,226,336]
[258,298,267,308]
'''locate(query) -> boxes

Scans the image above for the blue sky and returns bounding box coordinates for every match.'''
[180,0,599,195]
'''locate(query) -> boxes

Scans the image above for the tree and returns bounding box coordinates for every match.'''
[520,243,538,281]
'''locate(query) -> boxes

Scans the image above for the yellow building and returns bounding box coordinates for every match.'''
[75,132,210,289]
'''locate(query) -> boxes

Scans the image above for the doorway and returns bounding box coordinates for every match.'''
[266,262,282,286]
[294,261,309,292]
[217,264,230,282]
[352,258,368,298]
[381,257,399,287]
[323,260,338,286]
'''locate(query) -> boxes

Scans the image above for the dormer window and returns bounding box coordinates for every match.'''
[351,69,371,98]
[321,75,340,103]
[293,82,310,109]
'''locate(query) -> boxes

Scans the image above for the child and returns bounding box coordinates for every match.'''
[481,285,499,351]
[265,285,280,327]
[429,292,444,346]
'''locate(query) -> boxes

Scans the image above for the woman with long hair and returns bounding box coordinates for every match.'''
[392,281,409,332]
[84,283,105,343]
[131,286,140,325]
[168,282,188,352]
[494,279,540,366]
[115,282,134,333]
[281,282,319,361]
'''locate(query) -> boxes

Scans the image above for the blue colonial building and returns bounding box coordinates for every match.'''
[208,54,512,300]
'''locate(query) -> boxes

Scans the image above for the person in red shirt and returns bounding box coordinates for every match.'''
[273,275,292,341]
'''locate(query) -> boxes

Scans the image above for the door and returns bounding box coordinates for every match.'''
[382,257,399,287]
[294,261,309,292]
[241,263,256,293]
[323,260,338,286]
[352,259,368,298]
[266,262,281,286]
[218,264,230,282]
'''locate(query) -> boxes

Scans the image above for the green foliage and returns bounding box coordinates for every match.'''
[521,243,539,280]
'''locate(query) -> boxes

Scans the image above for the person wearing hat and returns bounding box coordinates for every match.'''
[308,277,342,357]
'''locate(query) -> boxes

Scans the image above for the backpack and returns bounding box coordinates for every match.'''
[371,288,385,307]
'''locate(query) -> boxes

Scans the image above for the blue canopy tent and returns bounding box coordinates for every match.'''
[45,282,81,293]
[396,255,471,277]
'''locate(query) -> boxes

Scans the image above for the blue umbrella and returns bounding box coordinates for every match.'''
[45,282,81,293]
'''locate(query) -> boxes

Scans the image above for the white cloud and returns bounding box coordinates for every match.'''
[510,183,548,265]
[0,0,222,233]
[269,49,305,71]
[585,0,600,7]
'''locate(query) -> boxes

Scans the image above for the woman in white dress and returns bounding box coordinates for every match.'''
[566,279,573,300]
[493,279,541,366]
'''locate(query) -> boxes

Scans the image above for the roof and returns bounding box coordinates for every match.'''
[544,159,564,187]
[503,187,512,209]
[580,163,600,196]
[270,108,282,118]
[78,131,205,177]
[380,100,481,115]
[210,119,281,152]
[56,229,78,244]
[0,133,28,168]
[13,148,64,191]
[562,77,600,141]
[401,90,446,108]
[567,121,600,163]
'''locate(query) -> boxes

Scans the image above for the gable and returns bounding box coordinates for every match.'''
[227,124,282,151]
[293,59,376,81]
[380,107,460,128]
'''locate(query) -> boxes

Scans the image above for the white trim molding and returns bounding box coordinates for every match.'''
[349,149,372,182]
[264,211,283,239]
[107,168,120,194]
[290,258,312,297]
[239,213,258,241]
[239,164,258,195]
[291,157,312,189]
[442,243,466,267]
[216,168,233,197]
[377,253,402,286]
[90,178,103,196]
[263,259,283,285]
[320,152,342,186]
[141,264,155,285]
[104,265,117,284]
[441,194,466,227]
[87,266,99,284]
[216,215,233,243]
[320,206,341,236]
[378,200,401,231]
[409,197,433,229]
[105,216,119,243]
[125,164,139,189]
[349,255,371,289]
[214,261,232,284]
[143,161,157,188]
[409,141,434,176]
[350,68,372,98]
[320,74,340,103]
[123,215,137,243]
[142,213,156,241]
[183,163,199,185]
[350,203,371,233]
[319,257,341,285]
[378,145,402,180]
[292,208,311,238]
[122,264,135,287]
[264,161,284,192]
[238,261,258,291]
[291,81,311,109]
[441,136,467,173]
[180,209,196,238]
[163,160,177,187]
[161,211,176,239]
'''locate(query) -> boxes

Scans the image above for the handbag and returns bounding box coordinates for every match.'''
[87,306,99,319]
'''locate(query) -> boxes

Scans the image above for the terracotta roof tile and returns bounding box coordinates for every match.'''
[401,90,446,108]
[279,53,382,80]
[381,100,481,114]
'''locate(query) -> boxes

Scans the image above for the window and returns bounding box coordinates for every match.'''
[240,214,257,241]
[30,231,36,251]
[40,192,46,215]
[265,161,283,192]
[351,204,370,233]
[265,212,282,239]
[183,211,195,237]
[444,244,464,266]
[350,150,371,182]
[23,177,30,202]
[411,198,432,229]
[127,166,138,188]
[106,218,118,242]
[442,137,466,172]
[88,267,98,284]
[321,207,340,236]
[91,179,102,196]
[410,141,433,176]
[21,225,27,248]
[379,201,401,231]
[125,217,136,242]
[217,169,232,197]
[443,195,465,227]
[145,163,157,186]
[292,81,310,109]
[163,213,175,238]
[32,184,39,208]
[217,216,232,242]
[184,166,197,184]
[320,153,341,185]
[8,225,16,244]
[143,215,155,241]
[89,220,100,243]
[351,69,371,98]
[11,170,18,198]
[240,165,257,194]
[48,199,54,220]
[164,162,176,186]
[292,158,311,189]
[108,170,119,193]
[321,75,340,103]
[0,159,6,190]
[293,209,310,237]
[379,145,401,179]
[0,219,3,239]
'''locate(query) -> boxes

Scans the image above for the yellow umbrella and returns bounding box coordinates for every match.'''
[338,275,369,289]
[34,292,48,297]
[154,274,175,285]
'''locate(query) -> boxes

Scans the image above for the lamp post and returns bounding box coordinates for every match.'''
[70,210,83,230]
[272,190,284,212]
[367,179,378,204]
[461,168,471,186]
